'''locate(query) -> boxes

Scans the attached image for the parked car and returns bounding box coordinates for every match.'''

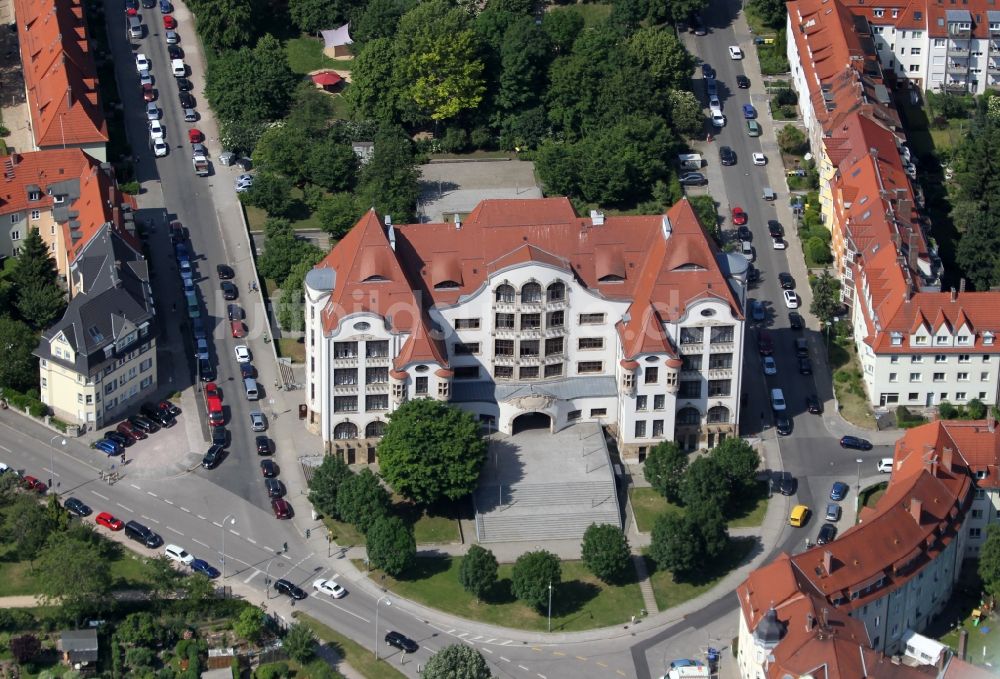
[260,459,278,477]
[737,226,752,242]
[231,321,247,338]
[264,478,285,498]
[145,102,159,121]
[158,400,181,417]
[736,75,751,88]
[817,523,837,545]
[178,92,195,109]
[750,299,765,322]
[205,382,221,400]
[22,476,47,493]
[273,578,307,599]
[768,220,785,239]
[789,312,804,331]
[129,414,159,434]
[168,44,183,59]
[778,272,795,289]
[731,206,748,225]
[313,578,347,598]
[198,358,215,382]
[96,512,124,530]
[217,264,235,280]
[94,439,122,456]
[221,281,238,300]
[234,345,251,363]
[135,53,149,72]
[64,497,92,517]
[742,103,756,119]
[125,0,139,14]
[141,403,174,427]
[164,29,179,44]
[747,119,761,136]
[250,411,267,432]
[142,83,155,102]
[190,558,220,578]
[171,58,186,77]
[104,431,132,448]
[728,45,743,59]
[825,503,842,522]
[152,138,168,157]
[700,63,715,78]
[160,0,172,12]
[775,414,792,436]
[163,14,177,28]
[757,330,773,355]
[719,145,736,166]
[877,457,894,473]
[783,290,799,309]
[752,152,766,165]
[762,356,777,375]
[239,363,255,379]
[774,472,796,496]
[212,427,228,447]
[271,498,292,519]
[256,436,271,455]
[164,544,194,565]
[175,78,193,92]
[148,120,165,140]
[384,632,418,654]
[202,445,224,470]
[117,421,146,440]
[840,435,873,451]
[798,357,813,375]
[679,172,707,187]
[806,395,823,414]
[830,481,849,501]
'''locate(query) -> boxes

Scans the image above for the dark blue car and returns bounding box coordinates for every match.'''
[839,435,873,451]
[93,438,122,455]
[830,481,849,501]
[190,559,220,579]
[160,0,172,12]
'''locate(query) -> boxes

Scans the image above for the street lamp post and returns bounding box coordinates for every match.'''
[374,595,391,659]
[855,458,863,514]
[547,581,553,632]
[263,556,280,599]
[220,514,236,579]
[48,435,65,490]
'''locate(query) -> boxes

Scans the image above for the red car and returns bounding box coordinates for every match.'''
[117,420,147,440]
[757,330,773,355]
[205,382,221,401]
[188,128,203,144]
[732,207,748,226]
[142,83,155,102]
[22,476,47,494]
[231,321,247,338]
[163,14,177,29]
[271,498,292,519]
[96,512,124,531]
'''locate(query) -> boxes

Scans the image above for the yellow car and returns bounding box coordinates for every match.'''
[789,504,810,527]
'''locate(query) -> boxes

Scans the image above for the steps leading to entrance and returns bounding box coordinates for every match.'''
[477,508,621,543]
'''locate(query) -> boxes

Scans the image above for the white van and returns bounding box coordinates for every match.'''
[677,153,702,170]
[244,377,259,401]
[771,388,786,411]
[877,458,894,473]
[171,59,186,77]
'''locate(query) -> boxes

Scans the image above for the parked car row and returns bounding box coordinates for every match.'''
[92,401,181,456]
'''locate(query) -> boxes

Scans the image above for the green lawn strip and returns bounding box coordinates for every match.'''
[831,341,877,429]
[551,3,611,27]
[859,482,888,512]
[325,517,367,547]
[364,557,644,632]
[390,498,463,544]
[244,187,325,235]
[645,537,756,611]
[0,544,160,597]
[727,483,770,528]
[296,613,406,679]
[630,484,768,533]
[277,338,306,363]
[285,36,354,74]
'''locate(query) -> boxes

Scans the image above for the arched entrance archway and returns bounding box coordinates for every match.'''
[511,411,552,435]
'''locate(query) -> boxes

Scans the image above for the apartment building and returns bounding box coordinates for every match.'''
[304,198,748,463]
[35,224,157,429]
[0,150,132,281]
[736,419,1000,679]
[14,0,108,159]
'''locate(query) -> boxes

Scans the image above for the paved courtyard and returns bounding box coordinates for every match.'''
[417,159,542,222]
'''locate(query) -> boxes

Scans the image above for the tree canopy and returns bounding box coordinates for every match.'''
[581,523,631,583]
[0,317,40,392]
[308,454,353,519]
[335,468,390,533]
[36,532,112,623]
[510,550,561,610]
[12,228,65,330]
[980,524,1000,599]
[377,399,487,504]
[424,644,492,679]
[643,441,688,503]
[366,515,415,576]
[459,544,498,600]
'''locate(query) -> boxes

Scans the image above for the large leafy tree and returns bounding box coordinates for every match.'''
[1,495,55,567]
[980,524,1000,598]
[356,127,421,226]
[378,399,487,504]
[497,17,552,112]
[36,533,112,624]
[308,454,355,520]
[665,89,704,138]
[351,0,415,45]
[348,39,404,123]
[366,515,415,576]
[424,644,492,679]
[510,550,560,611]
[679,455,731,509]
[745,0,787,27]
[283,622,317,663]
[394,0,485,122]
[648,512,700,578]
[459,544,498,600]
[643,441,687,503]
[257,231,324,283]
[316,193,361,239]
[710,438,760,500]
[253,125,316,186]
[306,140,359,193]
[581,523,631,583]
[647,0,709,25]
[289,0,358,33]
[626,28,693,92]
[809,270,842,324]
[234,606,265,643]
[189,0,258,50]
[335,468,390,533]
[541,10,584,54]
[0,317,40,392]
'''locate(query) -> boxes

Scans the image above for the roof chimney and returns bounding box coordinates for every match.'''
[823,549,834,574]
[910,497,923,525]
[942,446,953,472]
[590,210,605,226]
[384,215,392,227]
[960,278,967,293]
[454,214,461,230]
[951,287,957,302]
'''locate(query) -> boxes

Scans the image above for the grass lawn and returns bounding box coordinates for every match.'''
[830,340,877,429]
[325,499,464,547]
[630,483,768,533]
[645,537,756,610]
[324,517,367,547]
[285,36,354,75]
[244,187,324,235]
[296,613,406,679]
[277,338,306,363]
[859,482,888,512]
[365,557,645,632]
[551,3,611,27]
[330,93,352,120]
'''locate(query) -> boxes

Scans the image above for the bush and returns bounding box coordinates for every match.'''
[895,406,927,429]
[511,550,561,610]
[254,662,290,679]
[0,388,49,418]
[581,523,631,583]
[938,401,959,420]
[0,125,10,136]
[439,127,471,153]
[774,88,798,106]
[119,180,141,195]
[806,237,832,265]
[777,124,808,156]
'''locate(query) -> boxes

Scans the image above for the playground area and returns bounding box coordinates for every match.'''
[933,568,999,669]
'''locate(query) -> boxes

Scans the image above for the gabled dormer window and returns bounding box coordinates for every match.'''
[28,191,40,201]
[936,335,950,345]
[891,332,903,346]
[874,8,884,16]
[957,335,971,345]
[985,332,995,346]
[53,195,65,204]
[914,335,928,345]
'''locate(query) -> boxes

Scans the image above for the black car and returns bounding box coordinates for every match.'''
[778,272,795,290]
[199,358,216,382]
[128,414,159,434]
[679,172,708,186]
[736,75,751,88]
[168,45,183,59]
[806,395,823,414]
[840,435,873,451]
[799,358,813,375]
[202,444,224,469]
[775,414,793,436]
[737,226,752,242]
[240,363,255,379]
[158,400,181,417]
[273,578,307,600]
[774,472,796,496]
[176,77,193,92]
[125,0,139,12]
[104,431,132,447]
[255,436,272,456]
[212,427,228,447]
[141,0,156,7]
[217,264,235,280]
[141,403,174,427]
[228,304,244,321]
[220,281,238,301]
[767,220,784,238]
[384,631,418,654]
[260,459,278,477]
[64,497,92,517]
[817,523,838,545]
[747,266,760,285]
[719,145,736,166]
[701,63,715,79]
[178,91,195,109]
[264,478,285,498]
[691,16,707,35]
[788,312,804,330]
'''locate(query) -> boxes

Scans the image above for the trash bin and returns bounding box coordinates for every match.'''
[218,151,235,167]
[298,404,308,420]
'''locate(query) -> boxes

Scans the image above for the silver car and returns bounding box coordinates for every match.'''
[235,173,253,193]
[250,411,266,432]
[165,29,179,44]
[139,69,153,87]
[145,102,159,120]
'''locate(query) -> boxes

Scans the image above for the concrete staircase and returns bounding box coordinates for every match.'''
[473,480,621,543]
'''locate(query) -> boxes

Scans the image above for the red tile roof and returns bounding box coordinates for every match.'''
[313,198,742,366]
[15,0,108,150]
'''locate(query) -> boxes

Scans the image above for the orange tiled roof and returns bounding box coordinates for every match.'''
[15,0,108,149]
[314,198,742,364]
[0,149,90,216]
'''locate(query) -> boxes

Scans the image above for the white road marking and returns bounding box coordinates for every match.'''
[313,595,370,623]
[163,499,174,505]
[264,546,276,553]
[482,648,494,654]
[180,507,190,513]
[42,468,59,477]
[116,503,133,512]
[446,629,456,634]
[229,529,239,536]
[197,515,207,520]
[243,570,260,583]
[147,491,158,498]
[167,526,183,536]
[471,635,482,641]
[501,640,513,646]
[485,638,496,643]
[500,657,510,663]
[0,444,10,452]
[246,538,256,544]
[130,484,141,490]
[518,666,529,671]
[458,633,469,638]
[212,521,222,527]
[91,491,109,500]
[538,674,547,679]
[192,538,209,548]
[140,515,160,524]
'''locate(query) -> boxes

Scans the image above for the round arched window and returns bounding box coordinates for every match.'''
[700,309,716,317]
[354,321,371,331]
[415,365,429,373]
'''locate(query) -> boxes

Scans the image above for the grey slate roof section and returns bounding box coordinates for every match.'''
[989,10,1000,22]
[305,267,335,292]
[945,9,971,22]
[48,178,81,224]
[59,629,98,662]
[35,224,155,376]
[451,376,618,403]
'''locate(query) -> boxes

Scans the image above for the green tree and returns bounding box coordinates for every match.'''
[355,127,421,223]
[36,533,112,623]
[572,115,670,205]
[12,228,65,329]
[689,502,729,560]
[124,646,155,671]
[777,124,808,155]
[352,0,414,45]
[241,172,293,216]
[626,28,693,92]
[44,494,69,533]
[335,468,390,533]
[458,544,498,600]
[316,193,360,239]
[190,0,257,50]
[497,17,552,111]
[257,234,323,283]
[394,0,485,121]
[286,83,336,134]
[302,659,342,679]
[148,555,180,596]
[510,550,560,611]
[679,455,731,509]
[234,606,265,644]
[283,622,317,663]
[968,398,988,420]
[709,438,760,500]
[253,125,316,185]
[648,511,700,578]
[347,38,404,123]
[289,0,358,33]
[665,90,704,137]
[746,0,787,27]
[366,515,415,576]
[277,259,317,333]
[806,238,833,266]
[184,573,215,602]
[542,10,584,54]
[378,399,487,504]
[423,644,492,679]
[581,523,631,583]
[308,455,353,519]
[980,524,1000,598]
[307,140,359,193]
[647,0,708,24]
[16,282,66,331]
[204,37,297,132]
[809,270,841,324]
[643,441,688,503]
[3,495,55,567]
[116,612,161,648]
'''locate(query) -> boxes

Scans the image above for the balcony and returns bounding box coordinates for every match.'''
[332,356,358,366]
[948,27,972,38]
[989,62,1000,74]
[364,355,389,366]
[333,383,359,394]
[708,368,733,379]
[494,354,516,366]
[947,47,970,58]
[679,343,704,355]
[944,81,970,92]
[709,341,735,353]
[363,382,389,393]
